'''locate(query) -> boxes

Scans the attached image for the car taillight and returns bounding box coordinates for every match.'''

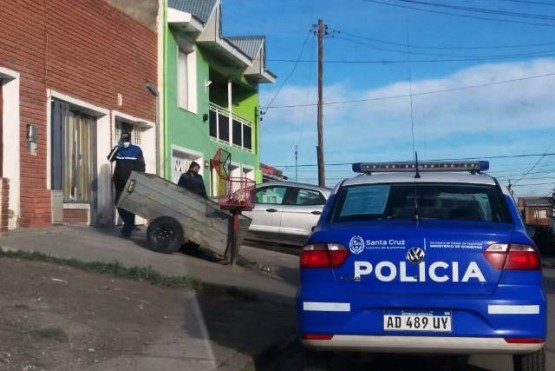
[504,338,544,344]
[300,243,349,268]
[484,243,540,270]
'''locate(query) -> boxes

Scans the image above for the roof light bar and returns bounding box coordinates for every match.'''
[352,161,489,174]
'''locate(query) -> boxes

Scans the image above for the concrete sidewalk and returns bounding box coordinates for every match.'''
[0,225,300,371]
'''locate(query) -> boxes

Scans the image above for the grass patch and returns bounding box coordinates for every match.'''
[32,327,68,342]
[0,248,258,301]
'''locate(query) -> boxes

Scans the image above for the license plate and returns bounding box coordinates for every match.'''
[383,310,452,332]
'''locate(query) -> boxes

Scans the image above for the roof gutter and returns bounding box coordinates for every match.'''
[167,8,204,32]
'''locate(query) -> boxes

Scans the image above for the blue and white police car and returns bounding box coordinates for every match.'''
[297,161,546,371]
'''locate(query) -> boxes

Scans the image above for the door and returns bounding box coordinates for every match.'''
[280,187,327,245]
[243,185,288,242]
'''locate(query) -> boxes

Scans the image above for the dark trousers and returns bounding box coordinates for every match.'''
[115,182,135,236]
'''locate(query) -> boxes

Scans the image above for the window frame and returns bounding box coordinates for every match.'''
[330,182,512,224]
[177,44,197,114]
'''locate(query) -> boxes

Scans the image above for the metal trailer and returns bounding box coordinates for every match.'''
[116,171,252,259]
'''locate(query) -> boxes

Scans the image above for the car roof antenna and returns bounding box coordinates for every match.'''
[414,151,421,179]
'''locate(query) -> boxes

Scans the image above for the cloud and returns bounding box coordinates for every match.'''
[259,58,555,196]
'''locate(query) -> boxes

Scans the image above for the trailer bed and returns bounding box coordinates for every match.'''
[117,171,251,256]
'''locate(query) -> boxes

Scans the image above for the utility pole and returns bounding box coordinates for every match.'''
[316,19,327,187]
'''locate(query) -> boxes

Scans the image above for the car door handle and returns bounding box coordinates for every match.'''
[311,210,322,215]
[266,208,278,213]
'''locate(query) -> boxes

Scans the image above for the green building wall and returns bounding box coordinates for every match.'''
[163,26,263,191]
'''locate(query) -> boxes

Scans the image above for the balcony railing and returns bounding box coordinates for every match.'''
[209,103,253,152]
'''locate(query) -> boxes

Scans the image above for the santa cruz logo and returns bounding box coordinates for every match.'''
[349,235,365,255]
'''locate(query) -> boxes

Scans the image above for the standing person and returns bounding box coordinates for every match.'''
[107,132,145,237]
[178,161,207,198]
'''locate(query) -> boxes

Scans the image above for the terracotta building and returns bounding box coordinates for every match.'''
[0,0,160,229]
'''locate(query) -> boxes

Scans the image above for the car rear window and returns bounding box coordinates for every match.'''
[330,183,511,223]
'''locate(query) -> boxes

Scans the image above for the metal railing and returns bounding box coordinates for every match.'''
[209,103,253,152]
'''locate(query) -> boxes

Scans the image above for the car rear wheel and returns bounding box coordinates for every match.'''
[513,348,545,371]
[146,217,184,254]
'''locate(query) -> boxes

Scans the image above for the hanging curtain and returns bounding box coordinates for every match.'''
[51,99,69,191]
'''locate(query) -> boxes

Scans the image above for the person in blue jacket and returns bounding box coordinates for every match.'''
[107,132,145,237]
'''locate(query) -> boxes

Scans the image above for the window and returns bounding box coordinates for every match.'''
[331,183,511,223]
[64,111,96,202]
[218,114,229,142]
[232,119,242,146]
[209,110,217,138]
[52,99,96,203]
[295,189,326,206]
[115,120,142,146]
[177,46,197,113]
[255,186,287,205]
[243,125,252,150]
[208,104,253,151]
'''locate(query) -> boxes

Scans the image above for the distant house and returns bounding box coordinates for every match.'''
[164,0,275,196]
[261,163,288,182]
[518,196,553,228]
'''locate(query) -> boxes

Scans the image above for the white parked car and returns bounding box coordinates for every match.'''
[242,181,331,246]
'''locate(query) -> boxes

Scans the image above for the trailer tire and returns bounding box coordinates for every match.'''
[146,217,184,254]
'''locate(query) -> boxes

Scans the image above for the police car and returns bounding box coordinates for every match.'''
[297,161,546,371]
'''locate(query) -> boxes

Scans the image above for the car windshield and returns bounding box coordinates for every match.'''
[331,183,512,223]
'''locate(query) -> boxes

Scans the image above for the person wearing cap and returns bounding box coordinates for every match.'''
[178,161,207,198]
[107,132,145,237]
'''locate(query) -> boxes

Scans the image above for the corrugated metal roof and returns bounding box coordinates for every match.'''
[227,36,264,59]
[524,198,552,206]
[168,0,217,24]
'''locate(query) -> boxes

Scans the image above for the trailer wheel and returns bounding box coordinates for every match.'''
[146,217,184,254]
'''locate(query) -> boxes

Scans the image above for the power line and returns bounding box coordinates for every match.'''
[489,0,555,7]
[272,152,555,168]
[361,0,555,28]
[266,71,555,109]
[267,48,555,64]
[512,138,555,185]
[393,0,555,21]
[337,34,555,60]
[498,175,555,181]
[340,31,555,50]
[262,31,311,114]
[511,181,555,187]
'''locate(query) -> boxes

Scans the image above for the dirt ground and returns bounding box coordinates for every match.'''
[0,257,296,371]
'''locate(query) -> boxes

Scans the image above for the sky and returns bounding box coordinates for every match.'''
[221,0,555,197]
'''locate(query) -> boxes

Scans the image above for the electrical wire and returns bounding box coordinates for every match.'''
[490,0,555,7]
[272,152,555,168]
[511,138,555,185]
[268,48,555,64]
[262,31,311,113]
[393,0,555,21]
[266,71,555,109]
[361,0,555,28]
[337,34,555,61]
[510,181,555,186]
[339,31,555,50]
